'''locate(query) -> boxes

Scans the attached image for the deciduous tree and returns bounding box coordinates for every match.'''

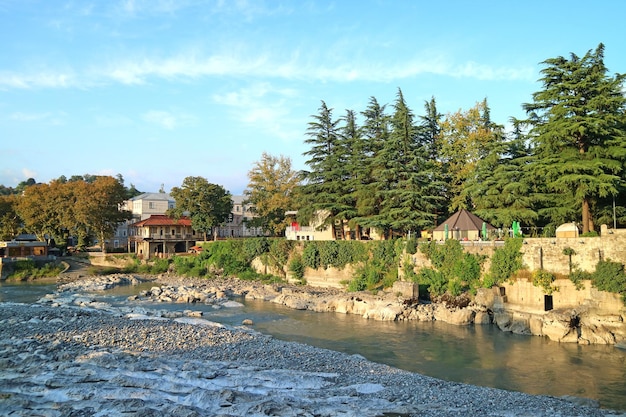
[244,152,300,236]
[169,176,233,240]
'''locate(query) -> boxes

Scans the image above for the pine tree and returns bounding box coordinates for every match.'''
[524,44,626,233]
[300,101,353,239]
[351,97,389,238]
[370,88,439,237]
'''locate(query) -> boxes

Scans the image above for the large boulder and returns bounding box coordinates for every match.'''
[433,305,475,325]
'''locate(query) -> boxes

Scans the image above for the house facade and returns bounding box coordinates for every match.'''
[128,215,198,258]
[112,193,176,250]
[217,195,264,238]
[0,234,48,258]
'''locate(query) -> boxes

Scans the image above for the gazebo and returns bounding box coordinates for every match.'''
[432,209,496,241]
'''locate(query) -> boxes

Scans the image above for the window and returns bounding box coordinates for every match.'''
[149,202,155,209]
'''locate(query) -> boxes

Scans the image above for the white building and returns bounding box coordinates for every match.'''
[112,193,175,250]
[217,195,264,238]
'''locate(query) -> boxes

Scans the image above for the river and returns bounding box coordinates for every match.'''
[1,280,625,410]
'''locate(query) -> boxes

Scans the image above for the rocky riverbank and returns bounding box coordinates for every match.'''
[1,296,623,416]
[42,272,626,346]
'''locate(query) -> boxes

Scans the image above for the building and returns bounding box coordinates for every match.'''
[0,234,48,258]
[432,209,497,241]
[216,195,264,238]
[112,193,176,250]
[128,215,198,258]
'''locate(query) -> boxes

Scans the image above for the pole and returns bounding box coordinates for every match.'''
[613,196,617,229]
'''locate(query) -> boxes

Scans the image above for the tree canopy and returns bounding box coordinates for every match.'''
[244,152,301,236]
[168,176,233,240]
[524,43,626,233]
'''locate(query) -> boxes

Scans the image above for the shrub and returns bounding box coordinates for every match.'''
[591,259,626,301]
[532,269,557,294]
[417,268,447,298]
[302,243,320,269]
[403,258,418,282]
[488,238,524,285]
[569,269,590,290]
[5,260,63,280]
[405,238,418,255]
[288,254,305,282]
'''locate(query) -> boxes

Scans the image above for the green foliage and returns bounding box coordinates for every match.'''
[532,269,557,294]
[487,238,524,285]
[417,239,483,297]
[267,239,294,274]
[402,258,418,282]
[417,268,447,297]
[302,243,320,269]
[345,240,403,292]
[169,176,233,238]
[349,262,384,292]
[203,240,251,276]
[288,254,305,282]
[405,238,418,255]
[591,260,626,301]
[371,240,400,268]
[301,241,369,271]
[5,260,63,281]
[569,269,591,290]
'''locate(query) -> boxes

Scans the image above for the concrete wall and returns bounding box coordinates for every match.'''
[499,278,624,313]
[520,226,626,276]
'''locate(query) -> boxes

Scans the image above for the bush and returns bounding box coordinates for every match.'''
[488,238,524,285]
[288,254,305,282]
[302,243,320,269]
[569,269,591,290]
[592,259,626,301]
[417,268,447,298]
[5,260,63,280]
[405,238,418,255]
[532,269,557,294]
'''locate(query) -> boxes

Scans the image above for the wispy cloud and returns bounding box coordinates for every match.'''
[0,49,535,91]
[0,72,76,90]
[142,109,196,130]
[9,111,66,125]
[213,82,301,142]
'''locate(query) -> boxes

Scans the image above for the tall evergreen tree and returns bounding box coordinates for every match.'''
[417,97,447,225]
[351,97,389,237]
[300,101,353,238]
[370,88,438,237]
[467,118,539,229]
[523,44,626,233]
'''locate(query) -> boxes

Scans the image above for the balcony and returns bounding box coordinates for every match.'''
[130,233,196,242]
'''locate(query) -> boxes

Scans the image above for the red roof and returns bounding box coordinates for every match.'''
[132,215,192,227]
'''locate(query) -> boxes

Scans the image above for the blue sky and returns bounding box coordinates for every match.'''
[1,0,624,195]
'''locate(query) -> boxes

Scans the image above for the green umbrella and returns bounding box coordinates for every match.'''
[482,222,487,240]
[444,224,448,240]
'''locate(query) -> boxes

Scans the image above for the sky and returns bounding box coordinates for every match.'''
[1,0,625,195]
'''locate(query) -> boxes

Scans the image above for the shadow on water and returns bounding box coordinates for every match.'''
[1,282,625,410]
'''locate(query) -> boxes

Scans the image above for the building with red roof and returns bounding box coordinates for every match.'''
[129,215,199,258]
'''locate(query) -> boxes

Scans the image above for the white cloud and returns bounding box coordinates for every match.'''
[0,72,75,89]
[0,48,535,91]
[142,110,195,130]
[213,82,301,142]
[9,111,66,125]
